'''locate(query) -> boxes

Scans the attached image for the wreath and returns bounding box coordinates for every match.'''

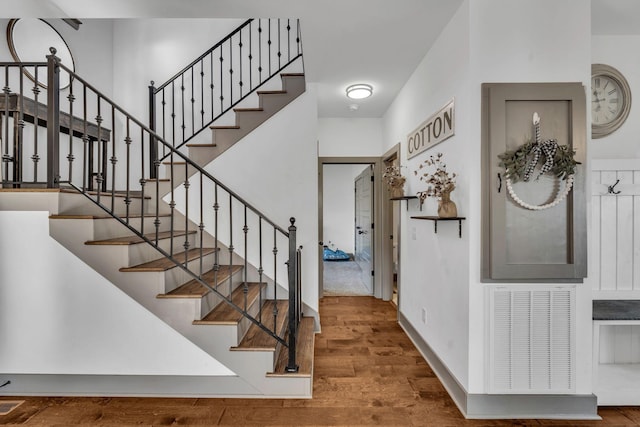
[497,112,580,210]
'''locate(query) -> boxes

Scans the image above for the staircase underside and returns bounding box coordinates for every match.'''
[0,188,315,398]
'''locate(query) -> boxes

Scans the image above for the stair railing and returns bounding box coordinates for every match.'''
[148,18,304,175]
[2,49,301,372]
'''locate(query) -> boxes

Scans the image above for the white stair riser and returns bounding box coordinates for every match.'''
[59,193,149,216]
[89,233,197,268]
[91,216,174,240]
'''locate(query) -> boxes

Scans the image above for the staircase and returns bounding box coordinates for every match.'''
[0,18,314,397]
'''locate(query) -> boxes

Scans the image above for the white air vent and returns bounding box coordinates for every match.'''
[488,286,575,394]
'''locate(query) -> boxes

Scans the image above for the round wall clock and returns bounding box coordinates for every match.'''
[591,63,631,139]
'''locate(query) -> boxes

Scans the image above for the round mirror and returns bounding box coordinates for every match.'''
[7,18,75,89]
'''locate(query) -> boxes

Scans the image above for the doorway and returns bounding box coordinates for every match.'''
[318,157,394,302]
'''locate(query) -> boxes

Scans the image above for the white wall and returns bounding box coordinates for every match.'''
[206,86,319,314]
[318,118,384,157]
[591,35,640,159]
[0,19,114,97]
[111,19,243,119]
[382,1,472,389]
[0,211,233,377]
[381,0,592,396]
[323,164,368,254]
[466,0,592,394]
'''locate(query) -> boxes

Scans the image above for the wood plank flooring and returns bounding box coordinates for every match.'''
[2,296,640,426]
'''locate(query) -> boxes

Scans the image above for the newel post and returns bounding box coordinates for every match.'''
[286,217,299,373]
[148,81,158,179]
[46,47,60,188]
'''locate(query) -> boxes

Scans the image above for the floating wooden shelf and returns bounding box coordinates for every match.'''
[410,216,466,238]
[390,195,420,211]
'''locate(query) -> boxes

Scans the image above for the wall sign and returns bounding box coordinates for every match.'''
[407,98,455,159]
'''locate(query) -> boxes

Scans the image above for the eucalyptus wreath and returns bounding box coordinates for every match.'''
[497,112,581,211]
[498,140,579,183]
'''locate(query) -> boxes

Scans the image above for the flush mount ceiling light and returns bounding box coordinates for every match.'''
[346,83,373,100]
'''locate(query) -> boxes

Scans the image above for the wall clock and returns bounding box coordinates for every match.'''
[591,63,631,139]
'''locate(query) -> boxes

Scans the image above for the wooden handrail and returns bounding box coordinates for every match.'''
[0,93,111,142]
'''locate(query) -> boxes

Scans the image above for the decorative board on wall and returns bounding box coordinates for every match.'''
[591,159,640,296]
[481,83,587,282]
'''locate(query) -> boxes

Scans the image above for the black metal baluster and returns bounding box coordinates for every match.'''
[95,96,103,203]
[200,59,205,130]
[161,88,167,156]
[33,67,42,184]
[277,18,282,69]
[190,67,195,140]
[258,20,263,84]
[110,105,117,212]
[124,118,131,222]
[169,148,175,257]
[2,66,10,183]
[171,81,176,149]
[274,228,279,303]
[248,21,253,91]
[180,73,186,146]
[219,48,224,112]
[210,53,214,121]
[153,131,161,245]
[297,19,301,56]
[239,29,243,99]
[15,67,24,185]
[268,20,272,75]
[258,217,263,322]
[183,162,190,268]
[243,206,249,311]
[82,85,88,191]
[65,78,74,184]
[148,81,157,180]
[287,19,291,62]
[199,172,204,278]
[229,37,234,106]
[213,183,219,289]
[228,193,234,298]
[139,127,146,235]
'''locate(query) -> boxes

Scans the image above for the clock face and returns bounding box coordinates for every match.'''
[592,75,622,125]
[591,64,632,139]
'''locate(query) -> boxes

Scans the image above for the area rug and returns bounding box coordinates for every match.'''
[323,260,371,296]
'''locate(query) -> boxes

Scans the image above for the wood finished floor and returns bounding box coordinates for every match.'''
[2,296,640,426]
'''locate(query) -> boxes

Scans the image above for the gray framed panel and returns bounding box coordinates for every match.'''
[481,83,587,282]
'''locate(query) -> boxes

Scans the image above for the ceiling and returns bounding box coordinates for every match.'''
[2,0,640,118]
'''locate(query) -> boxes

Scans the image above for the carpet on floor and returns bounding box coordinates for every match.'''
[323,260,371,296]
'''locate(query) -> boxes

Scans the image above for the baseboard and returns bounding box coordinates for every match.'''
[398,312,600,420]
[0,374,309,398]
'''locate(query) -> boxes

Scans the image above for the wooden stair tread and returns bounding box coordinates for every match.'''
[50,213,171,220]
[119,247,216,272]
[185,143,218,148]
[280,73,305,77]
[233,107,264,112]
[86,230,195,246]
[210,125,240,130]
[194,282,264,325]
[269,316,315,377]
[158,265,243,299]
[256,90,286,95]
[232,300,288,351]
[59,188,150,199]
[146,178,171,182]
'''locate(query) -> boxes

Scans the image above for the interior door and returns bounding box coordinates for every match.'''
[354,165,373,294]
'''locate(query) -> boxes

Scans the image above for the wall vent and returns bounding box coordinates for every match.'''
[488,286,575,394]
